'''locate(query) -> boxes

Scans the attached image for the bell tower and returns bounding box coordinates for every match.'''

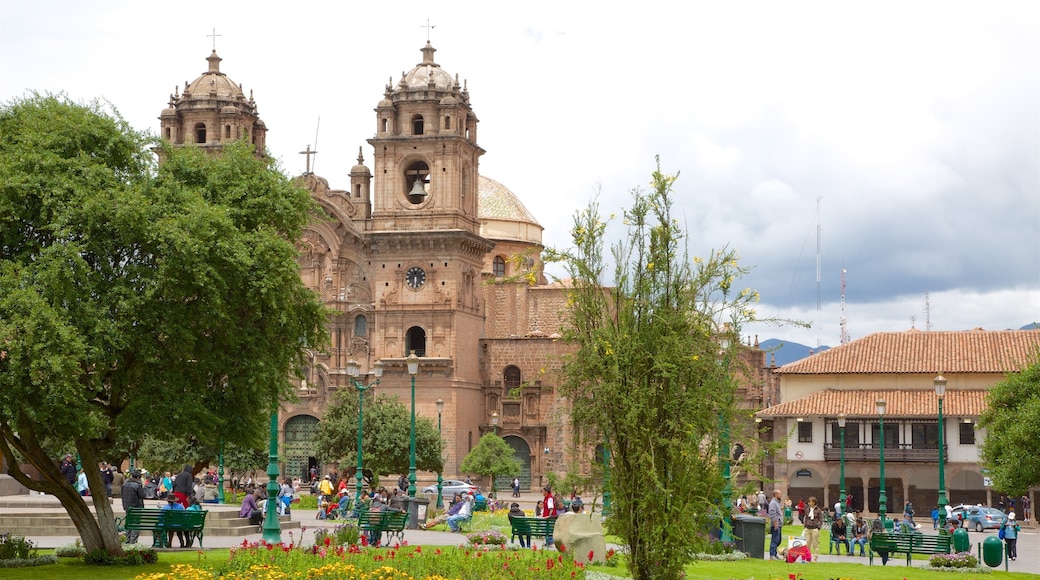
[368,42,483,232]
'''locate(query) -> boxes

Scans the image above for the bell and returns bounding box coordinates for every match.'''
[408,178,427,197]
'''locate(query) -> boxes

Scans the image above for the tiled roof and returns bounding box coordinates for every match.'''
[478,176,540,224]
[756,389,989,419]
[776,329,1040,375]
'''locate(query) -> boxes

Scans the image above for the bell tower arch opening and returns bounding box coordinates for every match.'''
[405,161,430,204]
[405,326,426,357]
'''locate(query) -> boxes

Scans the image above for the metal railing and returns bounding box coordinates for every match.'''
[823,444,946,463]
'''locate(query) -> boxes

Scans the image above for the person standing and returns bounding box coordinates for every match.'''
[100,462,114,497]
[512,477,521,498]
[1003,512,1020,561]
[111,467,124,499]
[757,490,767,512]
[76,468,89,496]
[121,470,147,544]
[1021,495,1031,523]
[172,464,194,508]
[768,490,783,560]
[60,454,77,486]
[802,496,824,557]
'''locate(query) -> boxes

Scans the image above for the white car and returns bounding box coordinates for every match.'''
[421,479,478,496]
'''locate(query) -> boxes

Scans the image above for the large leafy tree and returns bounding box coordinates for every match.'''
[459,433,521,495]
[547,160,765,580]
[978,351,1040,494]
[313,390,443,483]
[0,94,326,555]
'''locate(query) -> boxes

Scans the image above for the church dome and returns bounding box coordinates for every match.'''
[478,176,542,246]
[400,41,455,90]
[183,51,246,102]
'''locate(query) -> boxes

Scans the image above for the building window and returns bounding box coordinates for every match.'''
[412,115,424,135]
[493,256,506,277]
[165,127,171,140]
[830,421,860,448]
[911,423,939,449]
[405,326,426,357]
[871,423,899,448]
[194,123,206,144]
[225,124,231,138]
[797,421,812,443]
[354,315,367,337]
[444,115,451,130]
[504,366,521,393]
[959,422,976,445]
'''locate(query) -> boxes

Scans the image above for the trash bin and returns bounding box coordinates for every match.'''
[732,514,767,559]
[405,496,430,529]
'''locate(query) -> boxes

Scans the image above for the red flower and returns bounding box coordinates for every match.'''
[360,535,369,546]
[416,546,422,554]
[588,550,595,562]
[546,558,555,570]
[324,537,331,547]
[266,544,273,551]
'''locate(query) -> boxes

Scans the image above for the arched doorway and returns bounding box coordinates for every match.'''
[283,414,319,482]
[497,436,532,491]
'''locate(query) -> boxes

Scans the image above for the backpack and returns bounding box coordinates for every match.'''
[998,525,1005,540]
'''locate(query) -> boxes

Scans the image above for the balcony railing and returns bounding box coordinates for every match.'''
[823,444,946,463]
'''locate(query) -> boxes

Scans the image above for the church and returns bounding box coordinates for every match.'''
[157,42,586,491]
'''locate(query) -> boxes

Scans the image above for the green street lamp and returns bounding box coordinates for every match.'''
[718,333,732,542]
[935,374,949,530]
[491,412,499,496]
[876,398,889,530]
[261,402,282,543]
[407,352,420,497]
[838,413,847,510]
[217,438,225,504]
[436,398,444,509]
[347,359,383,507]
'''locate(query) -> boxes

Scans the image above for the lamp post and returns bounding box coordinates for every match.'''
[877,398,889,530]
[436,398,444,509]
[837,414,847,511]
[261,401,282,543]
[347,358,383,507]
[490,411,500,496]
[217,438,225,504]
[935,374,948,530]
[407,352,419,497]
[718,334,732,542]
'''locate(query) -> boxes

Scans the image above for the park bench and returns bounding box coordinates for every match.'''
[509,516,556,546]
[869,531,950,566]
[357,509,409,546]
[116,507,208,548]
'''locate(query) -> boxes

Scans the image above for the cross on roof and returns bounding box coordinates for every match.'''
[299,145,318,174]
[207,28,222,51]
[421,19,436,42]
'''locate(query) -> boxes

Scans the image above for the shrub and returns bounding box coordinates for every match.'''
[0,535,37,560]
[930,551,980,568]
[55,540,87,558]
[466,530,507,546]
[83,545,159,566]
[314,522,361,547]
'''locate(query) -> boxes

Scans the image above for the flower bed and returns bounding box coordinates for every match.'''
[466,530,507,546]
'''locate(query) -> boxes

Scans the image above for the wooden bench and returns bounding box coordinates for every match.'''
[116,507,208,548]
[869,531,950,566]
[509,516,556,546]
[357,509,409,546]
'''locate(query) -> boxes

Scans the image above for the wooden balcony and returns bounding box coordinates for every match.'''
[823,445,946,463]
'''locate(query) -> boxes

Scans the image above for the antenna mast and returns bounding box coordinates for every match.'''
[925,292,932,331]
[840,266,850,344]
[816,197,822,348]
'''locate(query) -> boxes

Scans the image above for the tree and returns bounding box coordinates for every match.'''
[0,94,326,555]
[313,390,443,483]
[978,351,1040,494]
[135,434,266,487]
[459,433,522,495]
[546,160,766,580]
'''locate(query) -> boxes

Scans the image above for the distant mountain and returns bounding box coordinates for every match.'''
[1021,323,1039,330]
[759,339,830,367]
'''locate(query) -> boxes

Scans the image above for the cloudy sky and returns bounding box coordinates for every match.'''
[3,0,1038,348]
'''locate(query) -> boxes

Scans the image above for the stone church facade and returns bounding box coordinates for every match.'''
[157,43,780,493]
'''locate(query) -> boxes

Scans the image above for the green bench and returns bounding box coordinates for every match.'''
[357,509,409,546]
[869,531,950,566]
[116,507,208,548]
[509,516,556,546]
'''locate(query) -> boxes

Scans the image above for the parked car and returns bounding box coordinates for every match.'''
[949,504,1007,531]
[421,479,478,496]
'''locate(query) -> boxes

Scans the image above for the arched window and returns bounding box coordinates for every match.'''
[382,118,388,133]
[493,256,506,278]
[444,115,451,130]
[504,366,521,389]
[405,326,426,357]
[412,115,424,135]
[404,161,430,204]
[194,123,206,144]
[354,315,367,337]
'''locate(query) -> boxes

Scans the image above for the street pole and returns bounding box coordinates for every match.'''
[261,403,281,543]
[436,398,444,509]
[838,414,847,511]
[217,437,225,504]
[718,333,732,542]
[347,359,382,507]
[935,375,948,530]
[877,398,889,530]
[407,352,419,497]
[491,412,499,496]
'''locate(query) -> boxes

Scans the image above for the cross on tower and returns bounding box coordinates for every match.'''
[299,145,318,174]
[207,28,222,51]
[421,19,436,42]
